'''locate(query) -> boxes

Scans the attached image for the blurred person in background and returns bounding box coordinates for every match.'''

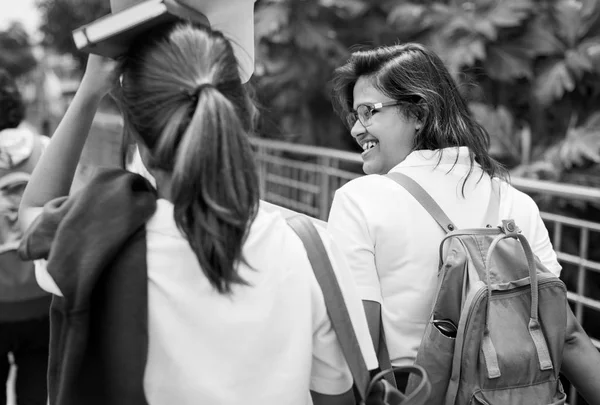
[0,68,50,405]
[29,62,65,137]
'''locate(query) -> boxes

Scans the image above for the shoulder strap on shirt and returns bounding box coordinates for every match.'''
[386,172,455,233]
[286,214,371,400]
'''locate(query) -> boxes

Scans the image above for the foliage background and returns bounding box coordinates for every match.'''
[252,0,600,188]
[24,0,600,191]
[0,22,38,78]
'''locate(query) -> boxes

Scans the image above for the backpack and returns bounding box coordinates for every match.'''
[387,172,567,405]
[0,135,49,309]
[0,172,49,301]
[286,214,432,405]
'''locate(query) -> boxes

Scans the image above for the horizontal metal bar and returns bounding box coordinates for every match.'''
[258,154,324,173]
[251,137,363,162]
[541,212,600,232]
[249,138,600,204]
[322,166,361,180]
[567,291,600,311]
[264,194,319,216]
[512,177,600,204]
[265,173,321,193]
[556,252,600,273]
[260,154,359,182]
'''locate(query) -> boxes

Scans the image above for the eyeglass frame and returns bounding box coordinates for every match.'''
[345,101,404,129]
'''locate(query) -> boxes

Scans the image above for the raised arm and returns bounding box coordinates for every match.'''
[19,55,118,231]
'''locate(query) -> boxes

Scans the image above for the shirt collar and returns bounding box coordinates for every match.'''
[389,146,476,172]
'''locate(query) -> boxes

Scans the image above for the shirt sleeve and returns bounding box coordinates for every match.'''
[327,188,382,303]
[34,259,64,296]
[526,198,562,277]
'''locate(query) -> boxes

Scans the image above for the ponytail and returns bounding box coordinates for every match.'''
[164,85,259,294]
[118,22,261,294]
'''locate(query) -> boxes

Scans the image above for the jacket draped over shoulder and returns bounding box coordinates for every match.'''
[19,168,157,405]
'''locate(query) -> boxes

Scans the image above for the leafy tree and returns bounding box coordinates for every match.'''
[35,0,600,185]
[252,0,352,149]
[37,0,110,68]
[253,0,600,187]
[0,23,38,77]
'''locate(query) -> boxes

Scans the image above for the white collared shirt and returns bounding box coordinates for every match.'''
[327,146,561,366]
[35,201,377,405]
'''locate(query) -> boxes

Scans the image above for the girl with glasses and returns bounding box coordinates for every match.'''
[327,43,566,390]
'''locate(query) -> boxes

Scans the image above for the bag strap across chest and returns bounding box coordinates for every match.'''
[286,215,372,399]
[287,215,433,404]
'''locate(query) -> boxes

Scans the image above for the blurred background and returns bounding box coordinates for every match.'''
[1,0,600,404]
[3,0,600,183]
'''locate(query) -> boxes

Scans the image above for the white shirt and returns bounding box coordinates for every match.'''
[327,147,561,367]
[35,201,377,405]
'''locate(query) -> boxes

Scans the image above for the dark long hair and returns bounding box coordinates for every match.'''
[0,69,25,131]
[332,43,507,184]
[117,22,259,294]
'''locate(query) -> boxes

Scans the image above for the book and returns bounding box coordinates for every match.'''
[72,0,210,59]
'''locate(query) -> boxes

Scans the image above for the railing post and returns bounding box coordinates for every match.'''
[319,156,331,221]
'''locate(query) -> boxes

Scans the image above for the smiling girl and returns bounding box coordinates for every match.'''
[327,43,562,390]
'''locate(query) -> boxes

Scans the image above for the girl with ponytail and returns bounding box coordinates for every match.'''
[18,20,375,405]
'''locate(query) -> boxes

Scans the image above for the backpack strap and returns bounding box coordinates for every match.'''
[286,215,371,400]
[376,323,396,387]
[387,173,502,231]
[386,172,455,233]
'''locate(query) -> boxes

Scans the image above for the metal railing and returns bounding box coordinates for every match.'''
[251,136,600,404]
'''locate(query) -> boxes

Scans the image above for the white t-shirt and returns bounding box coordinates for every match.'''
[35,201,377,405]
[327,146,561,367]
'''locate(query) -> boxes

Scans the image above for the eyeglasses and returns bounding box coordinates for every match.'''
[345,101,403,129]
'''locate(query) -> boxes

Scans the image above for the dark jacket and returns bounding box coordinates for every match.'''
[19,168,157,405]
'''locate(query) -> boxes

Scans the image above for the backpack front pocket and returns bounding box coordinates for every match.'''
[408,321,455,405]
[470,380,566,405]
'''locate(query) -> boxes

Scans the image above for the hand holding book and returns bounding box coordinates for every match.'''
[79,55,119,101]
[72,0,209,60]
[71,0,257,83]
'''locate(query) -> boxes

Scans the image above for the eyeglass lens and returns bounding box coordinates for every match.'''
[346,105,374,128]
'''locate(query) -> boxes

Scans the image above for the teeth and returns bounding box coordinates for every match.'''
[362,141,377,151]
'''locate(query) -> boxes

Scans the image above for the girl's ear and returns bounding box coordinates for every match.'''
[412,112,423,133]
[415,120,423,133]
